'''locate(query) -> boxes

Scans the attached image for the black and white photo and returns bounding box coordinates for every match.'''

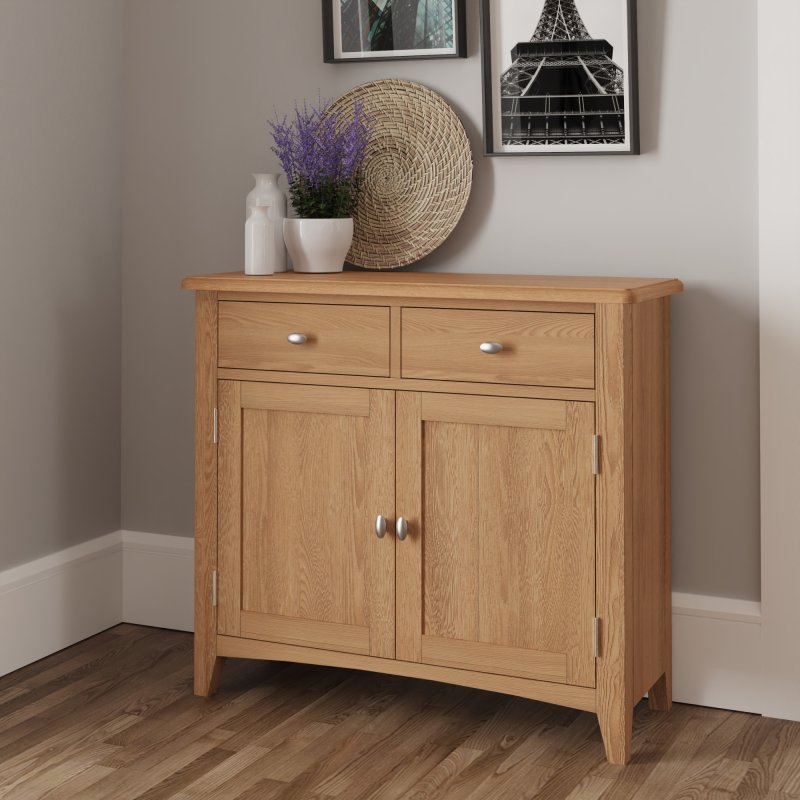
[480,0,639,155]
[323,0,466,62]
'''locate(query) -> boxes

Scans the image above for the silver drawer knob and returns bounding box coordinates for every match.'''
[375,515,387,539]
[480,342,504,354]
[287,332,308,345]
[395,517,408,541]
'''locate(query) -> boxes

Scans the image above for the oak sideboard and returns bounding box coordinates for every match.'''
[181,271,683,764]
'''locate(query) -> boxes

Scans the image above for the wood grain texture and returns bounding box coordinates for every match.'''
[649,297,673,712]
[5,626,789,800]
[240,612,370,655]
[193,291,222,697]
[182,271,684,304]
[402,308,595,388]
[395,391,424,664]
[398,393,596,688]
[631,299,670,703]
[367,390,397,659]
[595,303,635,764]
[241,405,366,620]
[418,414,479,651]
[235,385,395,659]
[217,379,241,638]
[421,636,567,683]
[390,304,402,378]
[474,401,594,687]
[217,636,597,713]
[421,392,567,430]
[239,381,370,416]
[218,368,597,402]
[217,291,595,313]
[218,301,390,376]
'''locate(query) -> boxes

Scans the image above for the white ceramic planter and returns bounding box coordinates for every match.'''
[283,218,353,273]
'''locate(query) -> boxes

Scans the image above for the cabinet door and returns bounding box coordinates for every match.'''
[396,393,596,688]
[217,381,395,659]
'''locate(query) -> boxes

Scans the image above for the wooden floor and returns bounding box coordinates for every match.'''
[1,626,799,799]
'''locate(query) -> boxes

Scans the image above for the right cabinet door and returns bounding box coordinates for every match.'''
[396,392,596,688]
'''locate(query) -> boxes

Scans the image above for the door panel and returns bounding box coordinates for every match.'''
[218,381,395,658]
[396,392,596,687]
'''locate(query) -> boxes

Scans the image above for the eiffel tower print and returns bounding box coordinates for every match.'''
[500,0,628,147]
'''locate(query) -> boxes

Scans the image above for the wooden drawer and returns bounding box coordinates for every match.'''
[218,302,390,376]
[401,308,595,388]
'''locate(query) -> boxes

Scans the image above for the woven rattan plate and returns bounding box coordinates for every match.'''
[329,80,473,269]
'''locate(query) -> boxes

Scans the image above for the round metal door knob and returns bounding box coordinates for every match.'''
[375,515,388,539]
[287,333,308,345]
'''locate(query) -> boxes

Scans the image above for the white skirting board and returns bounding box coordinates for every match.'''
[0,532,767,716]
[672,592,762,714]
[0,533,123,677]
[121,531,194,632]
[0,531,193,679]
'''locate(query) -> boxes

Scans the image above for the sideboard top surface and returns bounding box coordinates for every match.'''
[181,272,683,304]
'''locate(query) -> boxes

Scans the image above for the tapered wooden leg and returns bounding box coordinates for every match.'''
[597,698,634,766]
[648,671,672,711]
[195,650,225,697]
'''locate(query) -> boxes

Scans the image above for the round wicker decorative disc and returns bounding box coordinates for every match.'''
[328,79,473,269]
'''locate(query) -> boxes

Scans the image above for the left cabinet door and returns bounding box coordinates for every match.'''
[217,381,396,659]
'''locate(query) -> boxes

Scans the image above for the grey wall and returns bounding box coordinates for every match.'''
[121,0,760,600]
[0,0,124,570]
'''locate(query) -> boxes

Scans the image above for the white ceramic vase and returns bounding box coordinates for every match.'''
[244,206,274,276]
[283,218,354,274]
[246,173,287,272]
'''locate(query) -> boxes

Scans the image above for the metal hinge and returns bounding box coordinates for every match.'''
[593,617,601,658]
[211,569,218,608]
[592,435,600,475]
[212,408,219,445]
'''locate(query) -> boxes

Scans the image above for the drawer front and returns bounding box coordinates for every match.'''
[219,302,391,376]
[402,308,595,388]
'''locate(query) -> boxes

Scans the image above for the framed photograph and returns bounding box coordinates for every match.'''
[480,0,639,156]
[323,0,467,63]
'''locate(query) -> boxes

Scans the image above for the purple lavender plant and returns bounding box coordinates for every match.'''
[269,99,372,219]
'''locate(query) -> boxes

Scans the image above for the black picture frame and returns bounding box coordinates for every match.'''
[323,0,467,63]
[480,0,639,156]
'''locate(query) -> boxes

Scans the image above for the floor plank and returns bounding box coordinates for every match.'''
[0,626,798,800]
